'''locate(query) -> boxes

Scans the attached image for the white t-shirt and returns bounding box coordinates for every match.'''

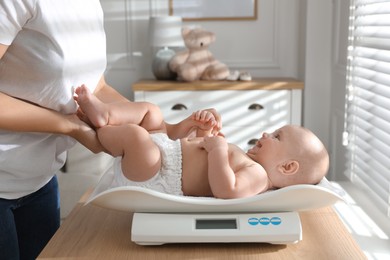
[0,0,107,199]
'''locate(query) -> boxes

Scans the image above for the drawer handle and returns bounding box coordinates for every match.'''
[171,104,188,110]
[248,139,258,145]
[248,103,264,110]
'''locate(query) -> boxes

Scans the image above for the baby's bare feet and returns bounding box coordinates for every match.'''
[74,85,109,128]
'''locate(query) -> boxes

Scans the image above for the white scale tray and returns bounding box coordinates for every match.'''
[86,168,345,213]
[85,168,345,245]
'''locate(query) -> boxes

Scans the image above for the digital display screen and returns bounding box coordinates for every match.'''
[195,219,237,230]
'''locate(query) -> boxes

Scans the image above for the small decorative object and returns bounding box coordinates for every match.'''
[227,70,252,81]
[168,27,229,82]
[149,16,184,80]
[152,47,176,80]
[239,71,252,81]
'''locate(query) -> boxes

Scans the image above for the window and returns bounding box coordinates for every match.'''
[344,0,390,217]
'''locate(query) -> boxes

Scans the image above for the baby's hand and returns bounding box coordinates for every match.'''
[199,135,228,153]
[192,109,222,136]
[192,109,216,126]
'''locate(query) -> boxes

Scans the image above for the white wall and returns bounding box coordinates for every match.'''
[99,0,346,180]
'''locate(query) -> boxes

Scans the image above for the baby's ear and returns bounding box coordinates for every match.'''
[279,160,299,175]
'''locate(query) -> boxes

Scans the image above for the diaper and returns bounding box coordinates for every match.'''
[111,133,183,196]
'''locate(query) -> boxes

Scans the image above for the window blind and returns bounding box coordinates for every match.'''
[344,0,390,217]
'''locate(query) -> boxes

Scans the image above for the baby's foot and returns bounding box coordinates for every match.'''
[74,85,109,128]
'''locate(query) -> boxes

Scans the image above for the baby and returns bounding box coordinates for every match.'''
[75,85,329,199]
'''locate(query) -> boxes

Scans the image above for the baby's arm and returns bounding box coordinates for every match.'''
[200,136,268,199]
[166,108,222,140]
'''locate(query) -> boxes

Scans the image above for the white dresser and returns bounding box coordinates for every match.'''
[133,78,303,151]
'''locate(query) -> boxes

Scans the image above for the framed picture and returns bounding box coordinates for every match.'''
[169,0,257,21]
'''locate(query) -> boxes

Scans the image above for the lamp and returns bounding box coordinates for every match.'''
[149,16,184,80]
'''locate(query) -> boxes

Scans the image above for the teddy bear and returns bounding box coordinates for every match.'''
[169,27,229,82]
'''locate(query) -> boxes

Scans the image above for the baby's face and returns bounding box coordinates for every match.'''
[246,126,300,171]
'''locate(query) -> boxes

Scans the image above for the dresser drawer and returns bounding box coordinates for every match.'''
[138,90,291,127]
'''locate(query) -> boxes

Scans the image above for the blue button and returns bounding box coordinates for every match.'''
[270,217,282,225]
[259,217,270,225]
[248,217,259,226]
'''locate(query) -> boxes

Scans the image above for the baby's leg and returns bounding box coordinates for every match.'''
[76,85,167,132]
[97,124,162,182]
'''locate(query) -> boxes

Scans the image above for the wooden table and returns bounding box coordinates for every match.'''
[38,191,366,260]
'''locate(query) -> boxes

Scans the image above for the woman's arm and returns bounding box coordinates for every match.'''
[0,43,8,59]
[0,92,104,153]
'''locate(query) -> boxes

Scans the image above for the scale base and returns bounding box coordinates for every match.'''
[131,212,302,245]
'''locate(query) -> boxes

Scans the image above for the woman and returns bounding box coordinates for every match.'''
[0,1,129,259]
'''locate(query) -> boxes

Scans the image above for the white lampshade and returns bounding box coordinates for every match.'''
[149,16,184,48]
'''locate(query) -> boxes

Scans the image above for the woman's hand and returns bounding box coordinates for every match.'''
[66,113,106,154]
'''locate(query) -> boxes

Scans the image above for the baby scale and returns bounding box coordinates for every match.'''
[131,211,301,245]
[86,171,343,246]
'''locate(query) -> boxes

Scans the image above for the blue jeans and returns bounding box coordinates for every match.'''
[0,176,60,260]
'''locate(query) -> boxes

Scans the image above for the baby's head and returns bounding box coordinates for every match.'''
[246,125,329,188]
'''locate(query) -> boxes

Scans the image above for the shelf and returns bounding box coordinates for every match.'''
[133,78,304,91]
